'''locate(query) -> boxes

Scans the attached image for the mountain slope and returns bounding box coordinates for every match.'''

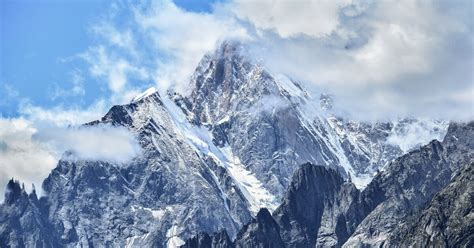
[345,122,474,247]
[183,122,473,248]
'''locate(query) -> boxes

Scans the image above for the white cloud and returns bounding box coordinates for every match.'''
[238,0,474,120]
[34,124,141,163]
[230,0,351,38]
[387,119,449,153]
[0,118,57,199]
[0,117,141,199]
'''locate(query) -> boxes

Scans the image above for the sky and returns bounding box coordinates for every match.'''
[0,0,473,196]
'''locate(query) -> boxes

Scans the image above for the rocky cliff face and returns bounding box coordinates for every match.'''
[0,42,450,247]
[388,162,474,247]
[0,180,57,247]
[272,164,362,248]
[183,122,473,248]
[344,122,474,247]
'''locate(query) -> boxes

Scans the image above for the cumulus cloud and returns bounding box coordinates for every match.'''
[0,118,141,199]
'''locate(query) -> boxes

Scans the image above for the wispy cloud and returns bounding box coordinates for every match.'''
[0,83,19,107]
[19,99,107,127]
[49,70,86,101]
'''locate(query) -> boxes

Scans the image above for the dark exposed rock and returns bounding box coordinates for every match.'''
[184,163,364,248]
[344,121,474,247]
[273,163,362,247]
[184,122,473,248]
[182,230,233,248]
[234,208,284,248]
[388,162,474,247]
[0,180,58,247]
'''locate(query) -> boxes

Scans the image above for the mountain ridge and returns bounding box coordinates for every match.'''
[183,121,473,247]
[0,42,451,247]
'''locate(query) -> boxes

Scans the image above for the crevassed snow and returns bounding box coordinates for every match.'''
[131,87,157,103]
[161,95,278,215]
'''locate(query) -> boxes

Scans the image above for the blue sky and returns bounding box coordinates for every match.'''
[0,0,220,117]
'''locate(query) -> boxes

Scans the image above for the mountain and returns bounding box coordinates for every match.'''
[183,122,473,247]
[0,42,448,247]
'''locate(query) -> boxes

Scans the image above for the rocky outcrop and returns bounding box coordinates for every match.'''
[234,208,285,248]
[181,230,233,248]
